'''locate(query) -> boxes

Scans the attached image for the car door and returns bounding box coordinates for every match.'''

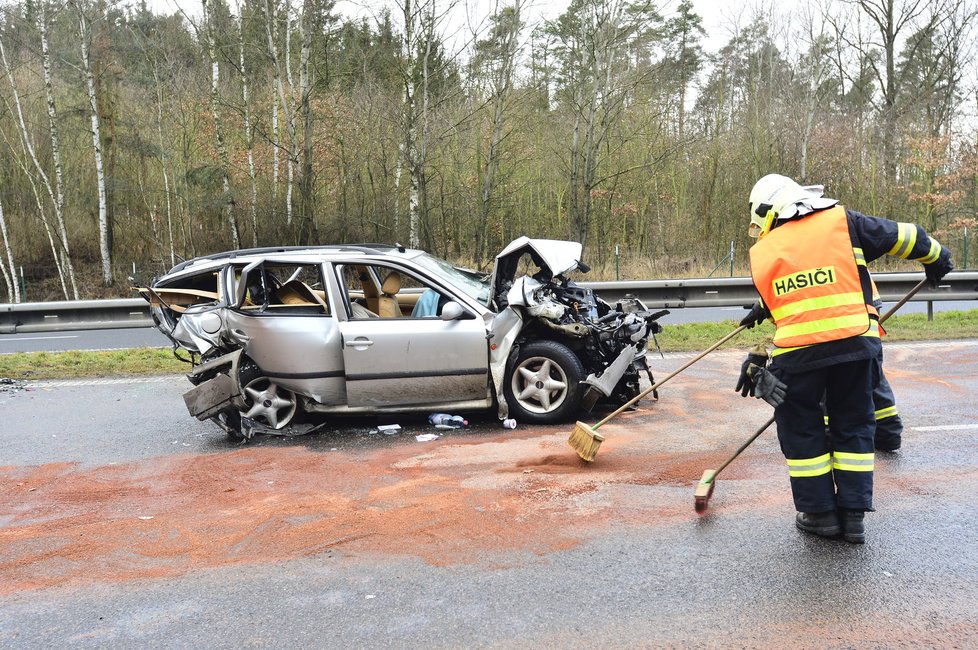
[225,260,346,404]
[336,264,490,408]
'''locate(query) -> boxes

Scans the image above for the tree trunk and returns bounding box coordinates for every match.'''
[77,4,114,285]
[239,30,259,248]
[202,0,240,249]
[1,20,79,298]
[0,196,17,303]
[297,0,316,243]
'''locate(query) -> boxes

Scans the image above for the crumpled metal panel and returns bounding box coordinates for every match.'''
[488,307,524,419]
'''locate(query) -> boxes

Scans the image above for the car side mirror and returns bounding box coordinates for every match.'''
[441,301,467,321]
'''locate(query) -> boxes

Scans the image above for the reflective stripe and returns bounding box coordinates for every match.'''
[875,405,898,420]
[769,291,865,321]
[833,451,874,472]
[887,223,918,259]
[771,320,879,357]
[916,238,942,264]
[787,453,833,477]
[823,415,830,426]
[853,247,866,266]
[776,314,873,341]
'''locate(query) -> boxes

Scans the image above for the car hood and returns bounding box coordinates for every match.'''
[489,237,585,308]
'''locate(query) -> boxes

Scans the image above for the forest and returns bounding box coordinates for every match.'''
[0,0,976,302]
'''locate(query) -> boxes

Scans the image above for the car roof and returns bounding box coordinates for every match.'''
[167,244,418,275]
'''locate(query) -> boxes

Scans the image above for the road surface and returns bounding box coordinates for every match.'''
[2,340,976,647]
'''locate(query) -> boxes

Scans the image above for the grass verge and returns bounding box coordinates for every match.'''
[1,310,975,380]
[658,309,978,352]
[0,347,189,380]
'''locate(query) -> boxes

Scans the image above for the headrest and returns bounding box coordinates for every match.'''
[382,271,401,294]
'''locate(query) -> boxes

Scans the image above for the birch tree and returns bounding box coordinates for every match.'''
[0,16,79,298]
[0,195,17,303]
[73,0,113,285]
[201,0,240,249]
[264,0,298,226]
[238,17,259,247]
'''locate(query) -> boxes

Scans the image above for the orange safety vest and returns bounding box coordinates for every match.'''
[749,206,871,349]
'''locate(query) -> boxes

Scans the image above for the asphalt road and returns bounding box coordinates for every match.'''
[1,299,976,353]
[2,340,976,647]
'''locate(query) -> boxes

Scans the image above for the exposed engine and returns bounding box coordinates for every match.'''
[499,270,667,409]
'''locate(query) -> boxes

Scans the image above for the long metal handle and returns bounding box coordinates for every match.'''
[593,324,749,430]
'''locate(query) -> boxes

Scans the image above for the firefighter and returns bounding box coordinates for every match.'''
[736,174,953,544]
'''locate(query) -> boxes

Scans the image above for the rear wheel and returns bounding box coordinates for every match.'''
[213,358,298,441]
[504,340,585,424]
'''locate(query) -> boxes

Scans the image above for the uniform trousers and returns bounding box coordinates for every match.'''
[770,357,879,513]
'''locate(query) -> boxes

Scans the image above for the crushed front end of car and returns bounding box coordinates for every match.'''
[486,237,667,423]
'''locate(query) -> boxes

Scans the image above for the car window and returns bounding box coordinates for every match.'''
[337,263,452,319]
[410,253,491,306]
[235,262,330,314]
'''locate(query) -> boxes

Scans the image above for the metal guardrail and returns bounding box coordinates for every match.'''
[1,271,976,334]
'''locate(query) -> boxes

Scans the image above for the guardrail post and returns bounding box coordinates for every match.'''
[928,300,934,322]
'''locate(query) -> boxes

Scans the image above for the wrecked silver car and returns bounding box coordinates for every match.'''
[138,237,667,439]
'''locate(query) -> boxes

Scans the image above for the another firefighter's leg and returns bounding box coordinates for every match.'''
[772,366,836,514]
[825,358,877,512]
[873,350,903,451]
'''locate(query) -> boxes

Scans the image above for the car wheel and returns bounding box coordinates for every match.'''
[504,340,585,424]
[213,358,298,440]
[240,375,298,430]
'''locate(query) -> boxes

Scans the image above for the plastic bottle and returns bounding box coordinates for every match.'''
[429,413,468,428]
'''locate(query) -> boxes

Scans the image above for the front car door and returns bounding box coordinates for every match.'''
[335,262,491,408]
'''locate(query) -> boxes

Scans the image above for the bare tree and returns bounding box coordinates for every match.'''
[72,0,114,285]
[238,17,259,247]
[836,0,943,180]
[0,16,79,298]
[471,1,526,264]
[0,194,17,302]
[264,0,299,226]
[201,0,240,249]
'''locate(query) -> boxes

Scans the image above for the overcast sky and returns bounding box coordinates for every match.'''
[142,0,760,55]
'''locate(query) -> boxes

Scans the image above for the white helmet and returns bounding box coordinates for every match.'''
[747,173,838,238]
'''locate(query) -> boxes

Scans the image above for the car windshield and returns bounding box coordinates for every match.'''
[412,252,491,306]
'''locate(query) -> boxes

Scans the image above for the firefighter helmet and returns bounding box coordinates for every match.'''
[747,174,837,238]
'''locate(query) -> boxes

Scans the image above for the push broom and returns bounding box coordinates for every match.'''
[693,277,929,513]
[568,324,749,461]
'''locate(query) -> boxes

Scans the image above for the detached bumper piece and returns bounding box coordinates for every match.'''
[183,373,238,421]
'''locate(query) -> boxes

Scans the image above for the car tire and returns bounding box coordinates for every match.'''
[213,358,298,441]
[504,340,585,424]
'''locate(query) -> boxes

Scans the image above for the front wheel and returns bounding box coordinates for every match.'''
[504,340,585,424]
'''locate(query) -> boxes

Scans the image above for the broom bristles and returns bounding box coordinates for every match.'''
[568,422,605,462]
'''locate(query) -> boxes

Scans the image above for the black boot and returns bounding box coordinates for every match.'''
[795,511,841,538]
[839,509,866,544]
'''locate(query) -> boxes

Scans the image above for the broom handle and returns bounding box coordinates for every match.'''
[713,416,775,477]
[592,324,749,430]
[880,278,927,324]
[709,278,927,477]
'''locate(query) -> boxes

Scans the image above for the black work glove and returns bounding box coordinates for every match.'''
[749,366,788,408]
[924,248,953,288]
[739,302,771,329]
[736,352,769,397]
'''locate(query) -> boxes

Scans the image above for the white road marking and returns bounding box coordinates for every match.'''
[912,424,978,432]
[0,335,78,342]
[28,376,180,388]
